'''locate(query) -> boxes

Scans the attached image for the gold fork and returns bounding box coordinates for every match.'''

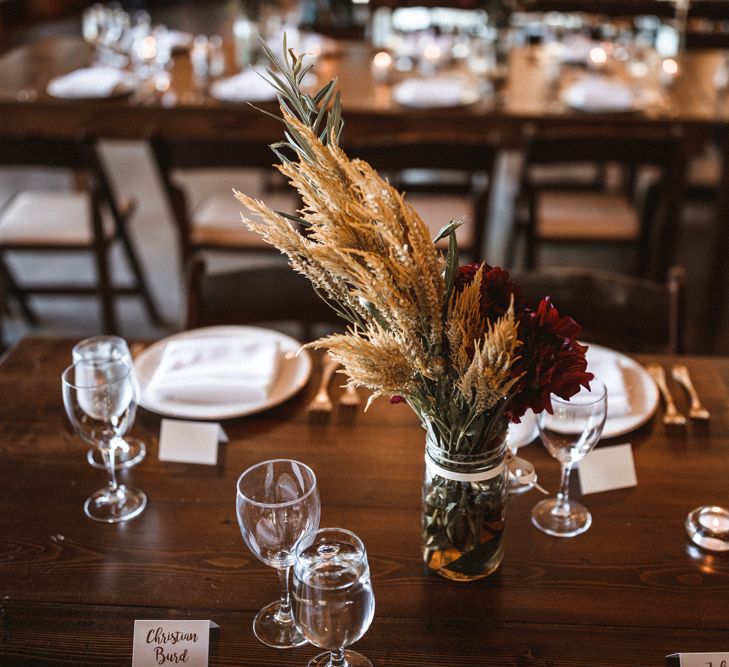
[307,354,339,413]
[671,364,710,420]
[646,363,687,426]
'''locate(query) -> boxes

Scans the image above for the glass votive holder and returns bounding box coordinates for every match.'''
[686,505,729,552]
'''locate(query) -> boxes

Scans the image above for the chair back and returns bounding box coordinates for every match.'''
[186,255,343,340]
[518,124,685,279]
[512,266,685,354]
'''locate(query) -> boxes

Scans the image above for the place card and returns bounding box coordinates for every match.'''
[158,419,226,465]
[132,619,216,667]
[577,443,637,495]
[666,652,729,667]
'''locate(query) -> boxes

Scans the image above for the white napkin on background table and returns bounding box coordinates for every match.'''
[587,348,631,419]
[209,68,277,103]
[47,67,136,99]
[561,76,635,112]
[146,336,282,404]
[393,76,470,108]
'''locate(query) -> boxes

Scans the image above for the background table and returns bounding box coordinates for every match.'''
[0,337,728,665]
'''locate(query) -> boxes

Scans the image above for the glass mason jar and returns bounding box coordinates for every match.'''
[422,429,509,582]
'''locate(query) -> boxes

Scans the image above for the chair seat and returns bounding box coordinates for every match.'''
[191,193,286,249]
[0,191,114,246]
[536,191,639,241]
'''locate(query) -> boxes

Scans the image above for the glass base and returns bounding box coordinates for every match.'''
[686,505,729,552]
[84,485,147,523]
[307,650,372,667]
[253,600,308,649]
[87,438,146,470]
[508,476,533,495]
[531,497,591,537]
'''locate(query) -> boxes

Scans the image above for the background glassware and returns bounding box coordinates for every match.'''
[294,528,375,667]
[62,358,147,523]
[236,459,320,649]
[531,380,607,537]
[72,335,146,470]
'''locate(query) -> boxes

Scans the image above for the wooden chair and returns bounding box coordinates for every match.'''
[344,136,498,262]
[513,125,685,280]
[511,266,685,354]
[186,255,343,342]
[150,137,296,267]
[0,134,161,334]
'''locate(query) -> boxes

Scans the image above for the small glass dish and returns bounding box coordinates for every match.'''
[685,506,729,552]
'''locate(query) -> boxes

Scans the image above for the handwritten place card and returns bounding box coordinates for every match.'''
[577,443,637,495]
[158,419,227,466]
[132,620,215,666]
[667,653,729,667]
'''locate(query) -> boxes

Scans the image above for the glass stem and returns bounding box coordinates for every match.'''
[330,648,348,667]
[103,442,118,493]
[274,566,295,625]
[554,462,573,516]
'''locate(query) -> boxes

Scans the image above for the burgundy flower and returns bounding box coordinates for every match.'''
[507,297,593,422]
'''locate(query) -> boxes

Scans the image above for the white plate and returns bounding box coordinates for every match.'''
[392,76,481,109]
[585,343,658,438]
[134,326,311,420]
[507,409,538,450]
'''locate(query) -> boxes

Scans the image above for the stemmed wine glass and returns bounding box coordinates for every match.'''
[293,528,375,667]
[72,335,146,470]
[531,380,607,537]
[236,459,321,649]
[62,358,147,523]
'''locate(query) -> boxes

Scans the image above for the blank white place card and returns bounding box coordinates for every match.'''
[578,443,638,495]
[132,619,217,667]
[666,653,729,667]
[158,419,227,466]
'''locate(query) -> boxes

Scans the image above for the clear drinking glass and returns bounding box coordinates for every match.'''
[531,380,607,537]
[236,459,321,649]
[62,358,147,523]
[294,528,375,667]
[72,335,146,470]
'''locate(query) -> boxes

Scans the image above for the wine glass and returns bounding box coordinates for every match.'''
[531,380,607,537]
[236,459,321,649]
[62,358,147,523]
[293,528,375,667]
[72,335,146,470]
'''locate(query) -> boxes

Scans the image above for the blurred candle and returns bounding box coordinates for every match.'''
[139,34,157,64]
[588,46,607,70]
[371,50,393,84]
[661,57,679,86]
[420,43,442,75]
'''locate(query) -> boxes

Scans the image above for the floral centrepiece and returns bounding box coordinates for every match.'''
[234,42,593,580]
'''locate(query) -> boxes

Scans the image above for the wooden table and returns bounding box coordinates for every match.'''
[1,337,728,665]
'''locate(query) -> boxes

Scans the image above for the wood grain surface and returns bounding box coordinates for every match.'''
[0,337,728,665]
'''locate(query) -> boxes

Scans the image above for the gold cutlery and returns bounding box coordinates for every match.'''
[339,382,361,408]
[671,364,710,420]
[646,363,687,426]
[307,354,339,414]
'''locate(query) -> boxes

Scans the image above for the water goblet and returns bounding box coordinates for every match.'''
[72,335,146,470]
[294,528,375,667]
[531,380,607,537]
[236,459,321,649]
[62,358,147,523]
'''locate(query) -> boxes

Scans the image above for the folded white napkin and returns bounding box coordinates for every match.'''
[146,336,282,404]
[587,349,631,419]
[209,68,277,103]
[393,76,470,108]
[561,76,635,112]
[47,67,136,99]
